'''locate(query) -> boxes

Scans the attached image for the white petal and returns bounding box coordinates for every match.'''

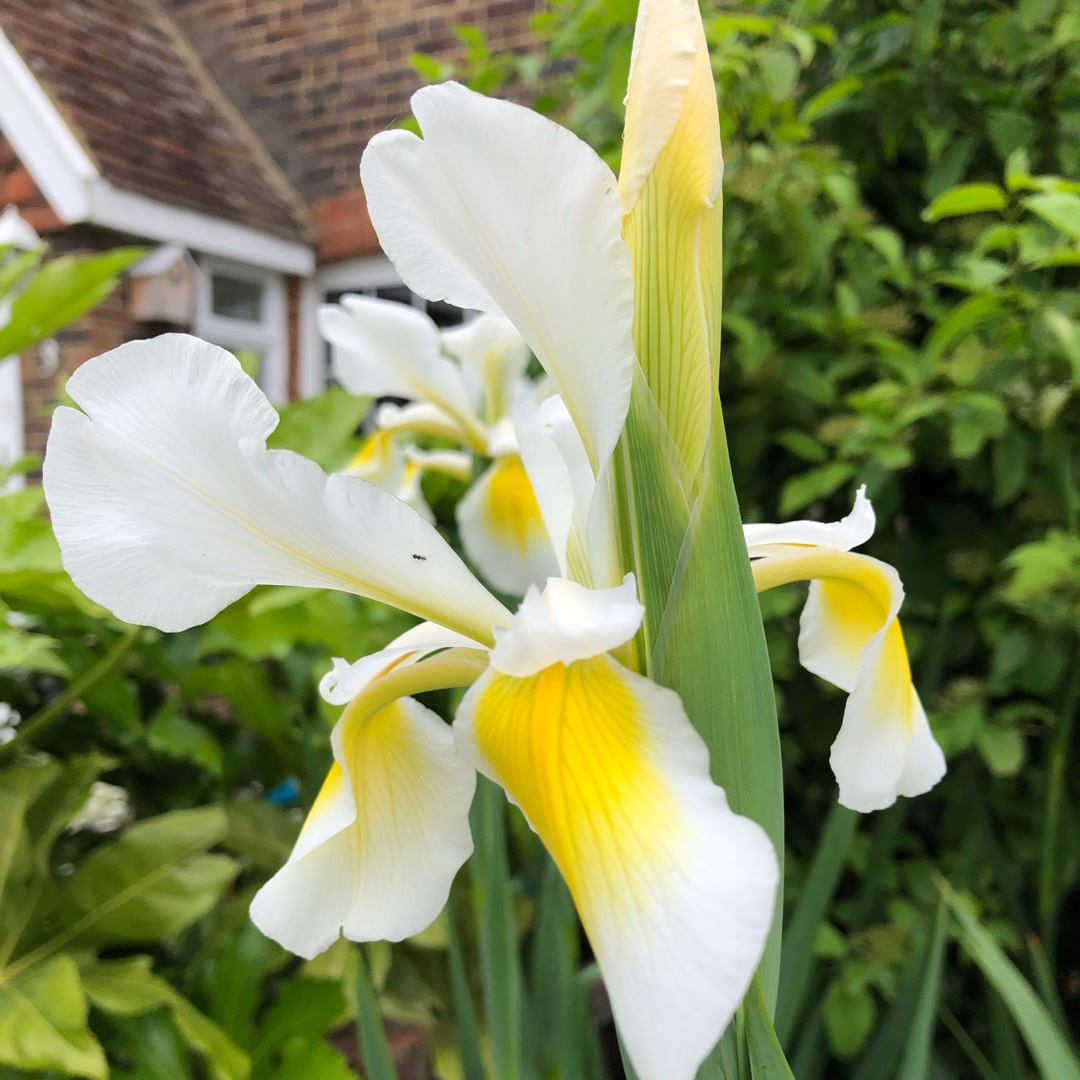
[43,335,509,642]
[442,314,530,424]
[456,456,559,596]
[320,622,486,706]
[251,696,475,956]
[320,295,482,442]
[754,548,947,812]
[455,655,778,1080]
[514,395,622,588]
[361,82,634,475]
[375,400,473,445]
[744,486,875,556]
[488,574,642,677]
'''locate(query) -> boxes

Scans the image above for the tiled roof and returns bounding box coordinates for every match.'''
[0,0,311,241]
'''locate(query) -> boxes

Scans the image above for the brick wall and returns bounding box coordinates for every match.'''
[162,0,544,207]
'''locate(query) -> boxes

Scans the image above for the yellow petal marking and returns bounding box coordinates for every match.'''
[752,549,916,732]
[472,655,682,926]
[479,454,548,555]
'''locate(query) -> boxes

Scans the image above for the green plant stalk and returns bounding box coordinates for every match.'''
[354,948,401,1080]
[0,625,142,763]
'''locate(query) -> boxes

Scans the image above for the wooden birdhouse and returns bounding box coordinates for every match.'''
[129,245,198,326]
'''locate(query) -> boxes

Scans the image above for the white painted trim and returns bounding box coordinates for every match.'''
[297,278,325,399]
[90,182,313,276]
[0,28,96,221]
[195,256,288,403]
[315,255,400,293]
[0,29,313,276]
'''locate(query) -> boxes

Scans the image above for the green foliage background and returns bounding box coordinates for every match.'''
[2,0,1078,1076]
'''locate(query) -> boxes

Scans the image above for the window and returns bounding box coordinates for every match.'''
[196,257,287,401]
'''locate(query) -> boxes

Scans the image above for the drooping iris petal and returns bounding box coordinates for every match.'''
[743,485,875,555]
[250,694,475,957]
[752,549,946,811]
[619,0,724,478]
[375,400,472,445]
[361,81,634,476]
[456,653,778,1080]
[442,314,530,426]
[43,335,510,643]
[456,454,558,596]
[318,622,482,706]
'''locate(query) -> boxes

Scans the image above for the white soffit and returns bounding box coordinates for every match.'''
[0,27,314,277]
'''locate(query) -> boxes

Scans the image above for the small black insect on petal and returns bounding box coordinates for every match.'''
[411,553,428,561]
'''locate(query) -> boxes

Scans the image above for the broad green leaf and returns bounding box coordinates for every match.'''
[1023,191,1080,238]
[19,807,235,960]
[824,979,876,1058]
[250,977,346,1070]
[940,881,1080,1080]
[0,246,43,298]
[267,386,372,471]
[0,247,145,358]
[778,461,856,517]
[0,953,106,1079]
[923,184,1007,222]
[760,47,800,103]
[146,703,224,775]
[654,400,784,1005]
[222,800,300,871]
[275,1040,357,1080]
[0,760,62,964]
[0,626,69,675]
[83,955,250,1080]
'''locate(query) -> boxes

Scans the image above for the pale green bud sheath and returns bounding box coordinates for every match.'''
[620,0,723,484]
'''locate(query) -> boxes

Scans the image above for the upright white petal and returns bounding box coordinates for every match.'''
[43,335,509,643]
[361,82,634,476]
[442,314,530,424]
[320,296,482,445]
[251,694,475,957]
[514,396,622,588]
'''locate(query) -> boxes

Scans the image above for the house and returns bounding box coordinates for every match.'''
[0,0,542,467]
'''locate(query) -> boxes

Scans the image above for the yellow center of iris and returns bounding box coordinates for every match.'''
[473,655,680,926]
[482,454,546,553]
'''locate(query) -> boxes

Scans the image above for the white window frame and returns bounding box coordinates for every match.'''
[195,255,288,402]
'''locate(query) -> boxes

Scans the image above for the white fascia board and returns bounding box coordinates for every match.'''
[0,28,313,277]
[0,27,97,220]
[90,182,314,276]
[315,254,400,292]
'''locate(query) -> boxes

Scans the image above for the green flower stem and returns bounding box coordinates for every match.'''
[0,624,142,764]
